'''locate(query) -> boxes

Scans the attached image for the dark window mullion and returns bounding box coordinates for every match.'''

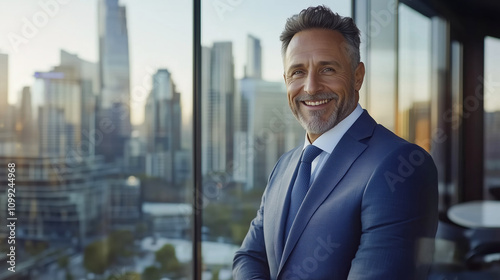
[192,0,202,279]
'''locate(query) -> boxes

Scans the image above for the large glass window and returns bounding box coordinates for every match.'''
[449,40,463,206]
[484,36,500,200]
[200,1,351,277]
[0,1,193,279]
[398,3,432,151]
[356,0,398,131]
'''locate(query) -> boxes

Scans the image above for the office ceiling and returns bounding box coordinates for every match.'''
[416,0,500,36]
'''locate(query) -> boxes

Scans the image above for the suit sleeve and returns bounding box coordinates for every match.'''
[232,193,270,280]
[232,164,277,280]
[347,144,438,280]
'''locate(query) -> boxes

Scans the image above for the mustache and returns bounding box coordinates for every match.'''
[295,92,339,102]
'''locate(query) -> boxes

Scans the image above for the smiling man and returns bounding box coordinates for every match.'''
[233,6,438,280]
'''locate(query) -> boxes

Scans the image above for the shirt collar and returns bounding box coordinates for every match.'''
[303,103,364,154]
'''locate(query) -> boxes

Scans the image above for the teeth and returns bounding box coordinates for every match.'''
[304,99,329,106]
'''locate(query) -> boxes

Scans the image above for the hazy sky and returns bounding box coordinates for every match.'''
[2,0,496,125]
[0,0,350,125]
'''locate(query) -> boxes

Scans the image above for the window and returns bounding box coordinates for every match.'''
[484,36,500,200]
[0,1,193,279]
[356,0,398,131]
[398,3,432,152]
[200,1,351,276]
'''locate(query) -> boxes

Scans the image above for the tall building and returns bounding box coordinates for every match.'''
[144,69,182,183]
[201,47,212,175]
[233,36,302,189]
[97,0,131,162]
[0,53,9,134]
[235,78,303,190]
[203,42,235,175]
[244,34,262,79]
[34,50,98,157]
[17,87,37,155]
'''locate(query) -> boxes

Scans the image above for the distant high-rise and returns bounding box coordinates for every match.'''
[97,0,131,162]
[201,47,211,175]
[0,53,9,133]
[235,78,303,190]
[203,42,235,175]
[144,69,182,183]
[17,87,37,155]
[244,35,262,79]
[34,50,98,157]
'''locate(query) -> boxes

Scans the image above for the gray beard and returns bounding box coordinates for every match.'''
[293,88,357,135]
[297,107,338,135]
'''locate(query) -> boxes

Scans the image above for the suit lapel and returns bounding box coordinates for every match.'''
[270,146,302,269]
[278,111,376,274]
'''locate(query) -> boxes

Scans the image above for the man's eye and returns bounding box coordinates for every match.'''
[322,67,335,73]
[292,70,304,76]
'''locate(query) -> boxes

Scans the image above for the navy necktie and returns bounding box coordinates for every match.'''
[284,145,323,242]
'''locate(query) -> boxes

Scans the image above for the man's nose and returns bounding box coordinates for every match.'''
[304,72,324,95]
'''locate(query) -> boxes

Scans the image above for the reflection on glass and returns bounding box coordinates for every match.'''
[365,0,398,131]
[398,3,432,151]
[0,1,193,279]
[200,1,350,278]
[450,41,463,206]
[484,36,500,200]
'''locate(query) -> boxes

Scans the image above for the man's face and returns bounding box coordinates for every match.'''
[283,28,365,142]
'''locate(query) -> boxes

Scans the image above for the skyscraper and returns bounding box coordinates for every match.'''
[235,78,303,190]
[203,42,235,175]
[201,46,212,175]
[34,50,98,157]
[17,86,37,156]
[97,0,131,162]
[0,53,9,134]
[244,34,262,79]
[144,69,182,183]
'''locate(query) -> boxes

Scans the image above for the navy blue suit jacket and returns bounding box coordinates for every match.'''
[233,111,438,279]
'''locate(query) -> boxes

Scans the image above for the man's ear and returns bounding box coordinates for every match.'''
[354,62,365,91]
[283,73,286,83]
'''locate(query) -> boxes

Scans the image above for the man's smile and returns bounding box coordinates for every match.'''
[302,99,332,106]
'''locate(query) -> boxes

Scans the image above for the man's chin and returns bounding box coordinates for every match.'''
[301,119,336,136]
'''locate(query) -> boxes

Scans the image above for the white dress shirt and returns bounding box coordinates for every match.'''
[302,103,364,184]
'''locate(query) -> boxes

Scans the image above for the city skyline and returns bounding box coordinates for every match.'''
[0,0,354,126]
[0,1,498,278]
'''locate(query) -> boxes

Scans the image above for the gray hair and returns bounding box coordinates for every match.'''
[280,5,361,70]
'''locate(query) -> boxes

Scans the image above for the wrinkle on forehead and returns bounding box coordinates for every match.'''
[284,28,351,70]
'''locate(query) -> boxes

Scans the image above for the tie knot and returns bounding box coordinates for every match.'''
[301,145,322,164]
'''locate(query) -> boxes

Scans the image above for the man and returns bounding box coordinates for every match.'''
[233,5,438,280]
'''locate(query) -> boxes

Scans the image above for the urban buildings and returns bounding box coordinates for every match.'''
[202,42,235,176]
[144,69,183,183]
[0,53,8,134]
[0,53,16,151]
[33,50,98,158]
[97,0,131,162]
[244,34,262,79]
[235,78,303,190]
[0,0,499,279]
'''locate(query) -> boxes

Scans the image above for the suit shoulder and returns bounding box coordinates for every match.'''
[368,124,422,154]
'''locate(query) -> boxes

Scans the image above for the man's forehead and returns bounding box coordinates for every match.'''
[284,29,347,67]
[286,29,346,56]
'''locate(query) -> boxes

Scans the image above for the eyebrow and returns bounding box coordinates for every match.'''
[287,60,343,71]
